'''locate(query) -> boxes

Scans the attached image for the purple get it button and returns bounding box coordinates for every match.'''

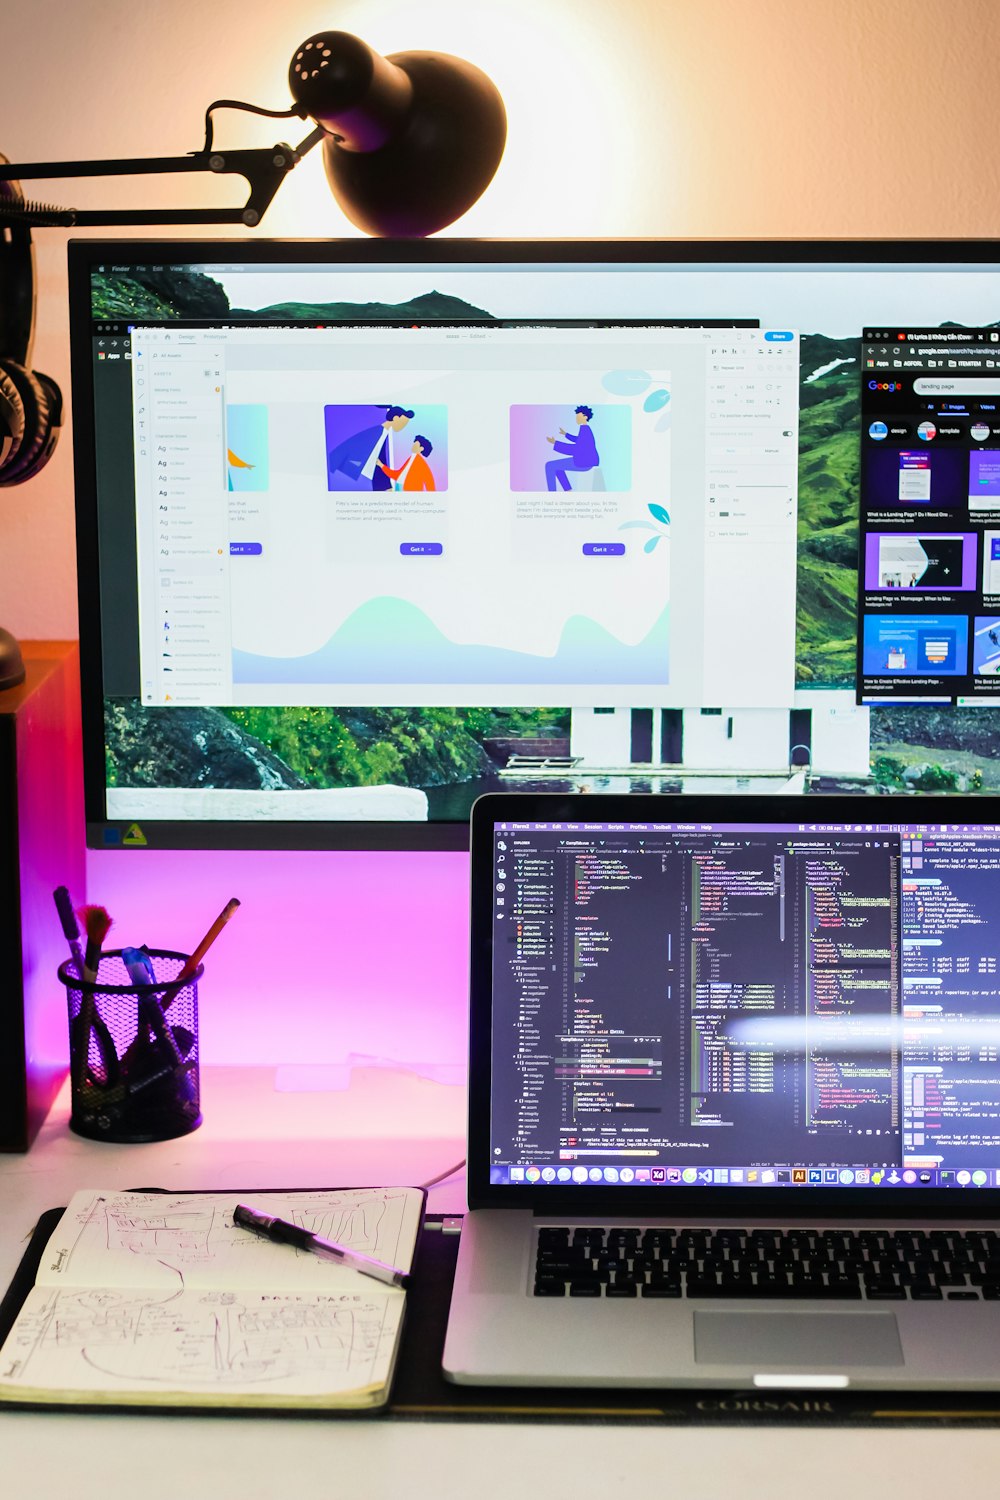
[583,542,625,556]
[400,542,443,556]
[230,542,262,556]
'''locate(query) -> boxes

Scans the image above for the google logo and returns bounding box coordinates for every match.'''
[868,380,903,392]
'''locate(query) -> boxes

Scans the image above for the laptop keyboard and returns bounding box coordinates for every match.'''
[533,1226,1000,1300]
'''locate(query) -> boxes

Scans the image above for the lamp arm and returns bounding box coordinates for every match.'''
[0,127,325,228]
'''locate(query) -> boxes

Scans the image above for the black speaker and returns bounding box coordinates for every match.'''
[0,642,83,1148]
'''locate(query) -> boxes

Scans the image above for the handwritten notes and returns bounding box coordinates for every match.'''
[0,1187,423,1409]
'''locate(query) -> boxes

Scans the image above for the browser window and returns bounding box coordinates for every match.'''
[131,321,800,716]
[858,327,1000,704]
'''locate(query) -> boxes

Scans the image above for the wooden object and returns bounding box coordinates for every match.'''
[0,641,83,1149]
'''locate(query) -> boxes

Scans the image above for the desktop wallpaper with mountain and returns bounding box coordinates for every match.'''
[92,266,1000,802]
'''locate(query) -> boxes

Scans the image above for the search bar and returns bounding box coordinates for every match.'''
[913,377,1000,395]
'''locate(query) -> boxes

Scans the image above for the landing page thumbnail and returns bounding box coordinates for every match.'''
[973,617,1000,675]
[226,405,269,491]
[863,533,977,591]
[969,450,1000,510]
[325,404,448,492]
[862,614,969,676]
[509,404,631,492]
[983,533,1000,593]
[863,445,966,509]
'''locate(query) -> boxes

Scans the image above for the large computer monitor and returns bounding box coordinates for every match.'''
[68,239,1000,851]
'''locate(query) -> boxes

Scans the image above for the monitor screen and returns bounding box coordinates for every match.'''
[68,239,1000,850]
[479,808,1000,1197]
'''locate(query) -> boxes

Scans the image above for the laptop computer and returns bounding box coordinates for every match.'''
[443,792,1000,1390]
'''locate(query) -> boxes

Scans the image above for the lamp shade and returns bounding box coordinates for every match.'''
[289,32,507,237]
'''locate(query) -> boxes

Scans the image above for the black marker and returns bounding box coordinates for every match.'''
[233,1204,408,1288]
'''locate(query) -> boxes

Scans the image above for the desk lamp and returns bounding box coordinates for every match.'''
[0,30,507,682]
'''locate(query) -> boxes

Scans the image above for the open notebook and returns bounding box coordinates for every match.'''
[0,1187,425,1411]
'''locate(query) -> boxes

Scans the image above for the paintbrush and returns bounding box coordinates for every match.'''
[77,904,113,982]
[72,905,119,1091]
[160,898,241,1011]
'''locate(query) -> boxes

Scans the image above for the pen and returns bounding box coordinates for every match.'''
[233,1204,408,1289]
[121,946,187,1068]
[52,886,85,975]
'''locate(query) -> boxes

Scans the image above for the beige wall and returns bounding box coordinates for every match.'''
[3,0,1000,636]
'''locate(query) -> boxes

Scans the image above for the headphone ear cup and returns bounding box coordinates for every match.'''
[0,358,62,485]
[0,363,26,471]
[32,370,63,475]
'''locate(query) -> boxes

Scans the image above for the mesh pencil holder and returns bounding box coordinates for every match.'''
[58,948,203,1142]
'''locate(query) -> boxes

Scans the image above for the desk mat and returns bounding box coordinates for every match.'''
[5,1209,1000,1426]
[393,1222,1000,1428]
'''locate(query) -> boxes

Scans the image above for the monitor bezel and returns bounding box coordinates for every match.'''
[466,789,1000,1218]
[69,236,1000,852]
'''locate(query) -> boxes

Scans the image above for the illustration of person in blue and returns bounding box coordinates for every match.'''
[545,406,599,490]
[328,405,414,490]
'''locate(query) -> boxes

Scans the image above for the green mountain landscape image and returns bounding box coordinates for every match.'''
[230,289,494,321]
[795,333,861,686]
[92,267,863,689]
[91,270,493,325]
[93,264,1000,793]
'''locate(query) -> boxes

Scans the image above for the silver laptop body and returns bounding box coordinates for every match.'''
[444,794,1000,1390]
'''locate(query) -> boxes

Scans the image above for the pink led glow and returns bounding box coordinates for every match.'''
[85,848,470,1076]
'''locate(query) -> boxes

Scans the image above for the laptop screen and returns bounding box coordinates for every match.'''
[483,811,1000,1195]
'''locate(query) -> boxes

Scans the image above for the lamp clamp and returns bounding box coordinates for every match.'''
[0,126,325,229]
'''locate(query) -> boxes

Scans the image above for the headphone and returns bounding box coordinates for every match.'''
[0,158,63,486]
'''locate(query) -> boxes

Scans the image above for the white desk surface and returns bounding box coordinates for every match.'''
[1,1067,997,1499]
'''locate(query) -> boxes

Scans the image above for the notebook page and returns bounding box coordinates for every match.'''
[37,1188,424,1292]
[0,1282,403,1407]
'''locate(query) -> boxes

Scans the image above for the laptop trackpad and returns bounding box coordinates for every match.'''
[694,1312,904,1367]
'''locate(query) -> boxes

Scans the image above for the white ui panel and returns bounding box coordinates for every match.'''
[132,323,799,710]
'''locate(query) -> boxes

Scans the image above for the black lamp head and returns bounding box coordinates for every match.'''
[289,31,507,237]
